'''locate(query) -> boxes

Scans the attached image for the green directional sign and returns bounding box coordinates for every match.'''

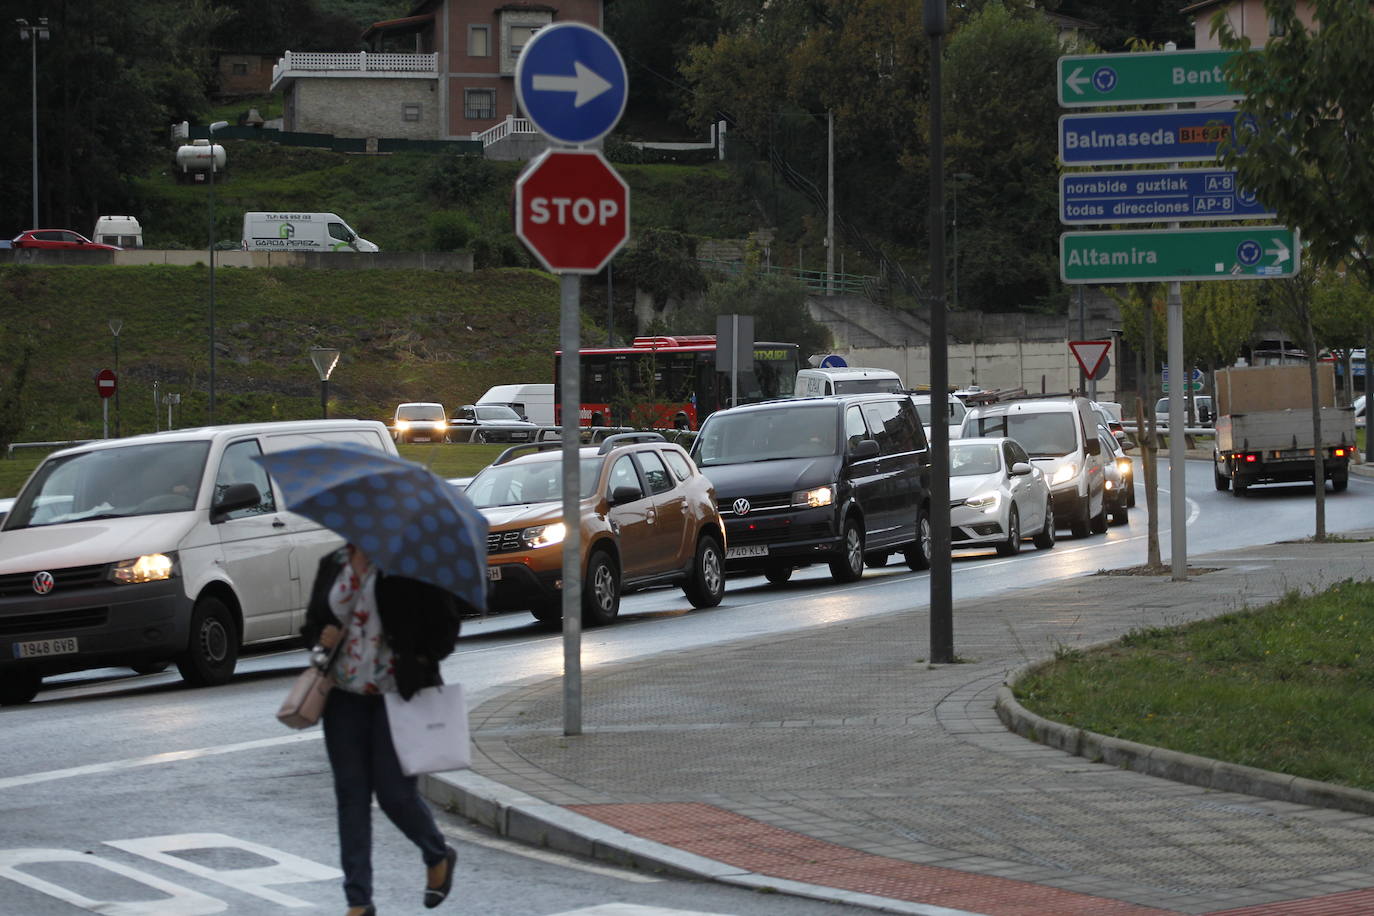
[1061,226,1298,284]
[1058,50,1240,107]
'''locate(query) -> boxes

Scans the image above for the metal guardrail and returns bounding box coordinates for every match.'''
[1120,424,1214,449]
[399,426,700,447]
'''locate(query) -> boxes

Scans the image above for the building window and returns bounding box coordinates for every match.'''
[403,103,422,122]
[232,62,248,76]
[1268,15,1286,37]
[508,25,540,56]
[465,89,495,120]
[469,25,489,57]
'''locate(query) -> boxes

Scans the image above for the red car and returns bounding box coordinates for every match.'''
[11,229,121,251]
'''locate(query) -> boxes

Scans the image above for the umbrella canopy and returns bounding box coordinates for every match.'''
[252,444,487,611]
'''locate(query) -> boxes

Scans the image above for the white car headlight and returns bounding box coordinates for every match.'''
[110,553,177,584]
[964,491,1001,512]
[395,419,411,430]
[522,522,566,548]
[1051,463,1078,486]
[792,485,834,508]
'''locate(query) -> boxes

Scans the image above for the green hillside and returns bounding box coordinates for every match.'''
[0,264,580,443]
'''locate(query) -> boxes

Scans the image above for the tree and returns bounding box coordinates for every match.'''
[1215,1,1374,290]
[671,270,832,362]
[605,0,720,135]
[1049,0,1192,51]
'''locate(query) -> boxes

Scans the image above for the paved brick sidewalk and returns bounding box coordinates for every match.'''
[430,534,1374,915]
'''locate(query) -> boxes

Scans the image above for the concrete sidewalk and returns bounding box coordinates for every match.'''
[429,530,1374,915]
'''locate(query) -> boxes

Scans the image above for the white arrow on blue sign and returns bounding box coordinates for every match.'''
[515,22,628,146]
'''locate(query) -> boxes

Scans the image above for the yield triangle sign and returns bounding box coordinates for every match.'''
[1069,340,1111,378]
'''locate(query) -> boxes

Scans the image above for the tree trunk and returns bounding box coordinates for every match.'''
[1140,288,1161,568]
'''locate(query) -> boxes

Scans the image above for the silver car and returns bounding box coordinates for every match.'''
[949,437,1055,556]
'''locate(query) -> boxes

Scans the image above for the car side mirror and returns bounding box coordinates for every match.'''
[212,482,260,519]
[1009,461,1033,476]
[850,439,880,459]
[611,485,642,505]
[1086,438,1102,456]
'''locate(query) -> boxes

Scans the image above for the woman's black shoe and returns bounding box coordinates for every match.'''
[424,845,457,909]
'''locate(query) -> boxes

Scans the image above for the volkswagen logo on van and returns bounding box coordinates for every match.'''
[733,498,751,516]
[32,571,54,595]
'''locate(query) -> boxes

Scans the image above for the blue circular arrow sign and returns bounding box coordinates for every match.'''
[515,23,628,146]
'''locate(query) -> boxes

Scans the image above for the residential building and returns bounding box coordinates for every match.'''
[1183,0,1318,49]
[271,0,602,150]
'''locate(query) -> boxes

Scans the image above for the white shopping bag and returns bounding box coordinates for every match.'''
[384,684,471,776]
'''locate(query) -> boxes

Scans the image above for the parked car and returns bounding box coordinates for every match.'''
[451,404,541,443]
[960,396,1106,539]
[948,437,1055,556]
[910,393,967,443]
[1092,401,1130,448]
[0,419,396,705]
[392,402,448,444]
[690,393,932,583]
[1098,426,1133,525]
[1353,394,1365,428]
[11,229,121,251]
[466,433,726,626]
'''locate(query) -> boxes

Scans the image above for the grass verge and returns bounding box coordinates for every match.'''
[1015,580,1374,793]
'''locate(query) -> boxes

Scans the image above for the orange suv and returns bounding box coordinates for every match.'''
[465,433,726,626]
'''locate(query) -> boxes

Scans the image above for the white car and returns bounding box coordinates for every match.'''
[948,437,1055,556]
[1355,394,1366,428]
[910,393,967,443]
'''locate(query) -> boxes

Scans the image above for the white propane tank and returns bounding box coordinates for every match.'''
[175,139,226,173]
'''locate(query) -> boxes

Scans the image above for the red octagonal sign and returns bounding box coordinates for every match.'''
[516,149,630,274]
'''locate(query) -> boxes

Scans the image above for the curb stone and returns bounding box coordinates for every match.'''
[996,662,1374,816]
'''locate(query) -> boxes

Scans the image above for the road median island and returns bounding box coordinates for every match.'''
[1000,577,1374,815]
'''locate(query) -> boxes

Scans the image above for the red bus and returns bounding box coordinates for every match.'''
[555,336,801,430]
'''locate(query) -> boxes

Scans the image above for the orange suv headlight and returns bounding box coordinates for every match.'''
[522,523,566,548]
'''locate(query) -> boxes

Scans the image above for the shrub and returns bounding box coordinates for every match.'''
[429,211,477,251]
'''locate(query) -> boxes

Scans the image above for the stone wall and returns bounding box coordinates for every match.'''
[289,78,439,140]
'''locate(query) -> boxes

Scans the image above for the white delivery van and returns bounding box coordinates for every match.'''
[241,212,379,253]
[93,216,144,249]
[0,419,395,705]
[794,366,904,398]
[477,383,554,426]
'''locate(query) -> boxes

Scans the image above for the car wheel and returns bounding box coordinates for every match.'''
[864,552,890,569]
[905,508,933,570]
[1090,502,1108,534]
[175,595,239,687]
[829,517,865,583]
[581,550,620,626]
[763,564,793,585]
[1032,499,1055,550]
[995,506,1021,557]
[1110,505,1129,526]
[0,672,41,706]
[1126,480,1137,507]
[1332,472,1349,492]
[1232,478,1248,497]
[131,660,171,675]
[683,534,725,608]
[1069,501,1091,539]
[1214,463,1230,491]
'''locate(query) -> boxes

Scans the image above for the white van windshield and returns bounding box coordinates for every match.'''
[5,442,211,529]
[694,405,838,466]
[967,413,1077,458]
[833,378,904,394]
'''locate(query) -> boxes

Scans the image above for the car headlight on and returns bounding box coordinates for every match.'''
[109,552,177,584]
[792,485,834,508]
[964,491,1001,512]
[395,419,411,431]
[1051,463,1078,486]
[522,522,566,548]
[1116,457,1132,475]
[433,419,447,430]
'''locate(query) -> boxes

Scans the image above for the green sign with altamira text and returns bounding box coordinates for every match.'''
[1061,226,1298,284]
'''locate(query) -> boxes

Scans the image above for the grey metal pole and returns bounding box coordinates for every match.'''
[606,262,614,346]
[926,0,953,665]
[208,135,217,424]
[826,109,835,296]
[1164,46,1187,581]
[559,273,583,736]
[29,27,37,229]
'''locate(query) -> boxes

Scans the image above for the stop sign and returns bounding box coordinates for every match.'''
[96,368,117,399]
[515,149,630,274]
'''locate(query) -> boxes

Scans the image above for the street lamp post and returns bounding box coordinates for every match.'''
[207,121,228,424]
[309,348,341,418]
[951,173,973,312]
[17,17,49,229]
[109,318,123,436]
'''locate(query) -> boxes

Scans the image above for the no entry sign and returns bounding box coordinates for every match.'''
[96,368,117,399]
[515,149,630,274]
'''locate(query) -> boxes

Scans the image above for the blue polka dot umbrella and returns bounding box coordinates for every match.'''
[252,443,488,612]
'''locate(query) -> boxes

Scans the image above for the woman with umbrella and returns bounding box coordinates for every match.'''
[255,444,488,915]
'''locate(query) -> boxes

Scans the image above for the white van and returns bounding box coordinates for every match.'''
[477,383,554,426]
[93,215,143,249]
[0,420,395,705]
[794,366,904,398]
[241,212,379,253]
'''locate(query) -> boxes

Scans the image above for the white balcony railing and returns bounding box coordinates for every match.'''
[272,51,438,87]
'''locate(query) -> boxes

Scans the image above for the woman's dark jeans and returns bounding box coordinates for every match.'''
[323,689,447,907]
